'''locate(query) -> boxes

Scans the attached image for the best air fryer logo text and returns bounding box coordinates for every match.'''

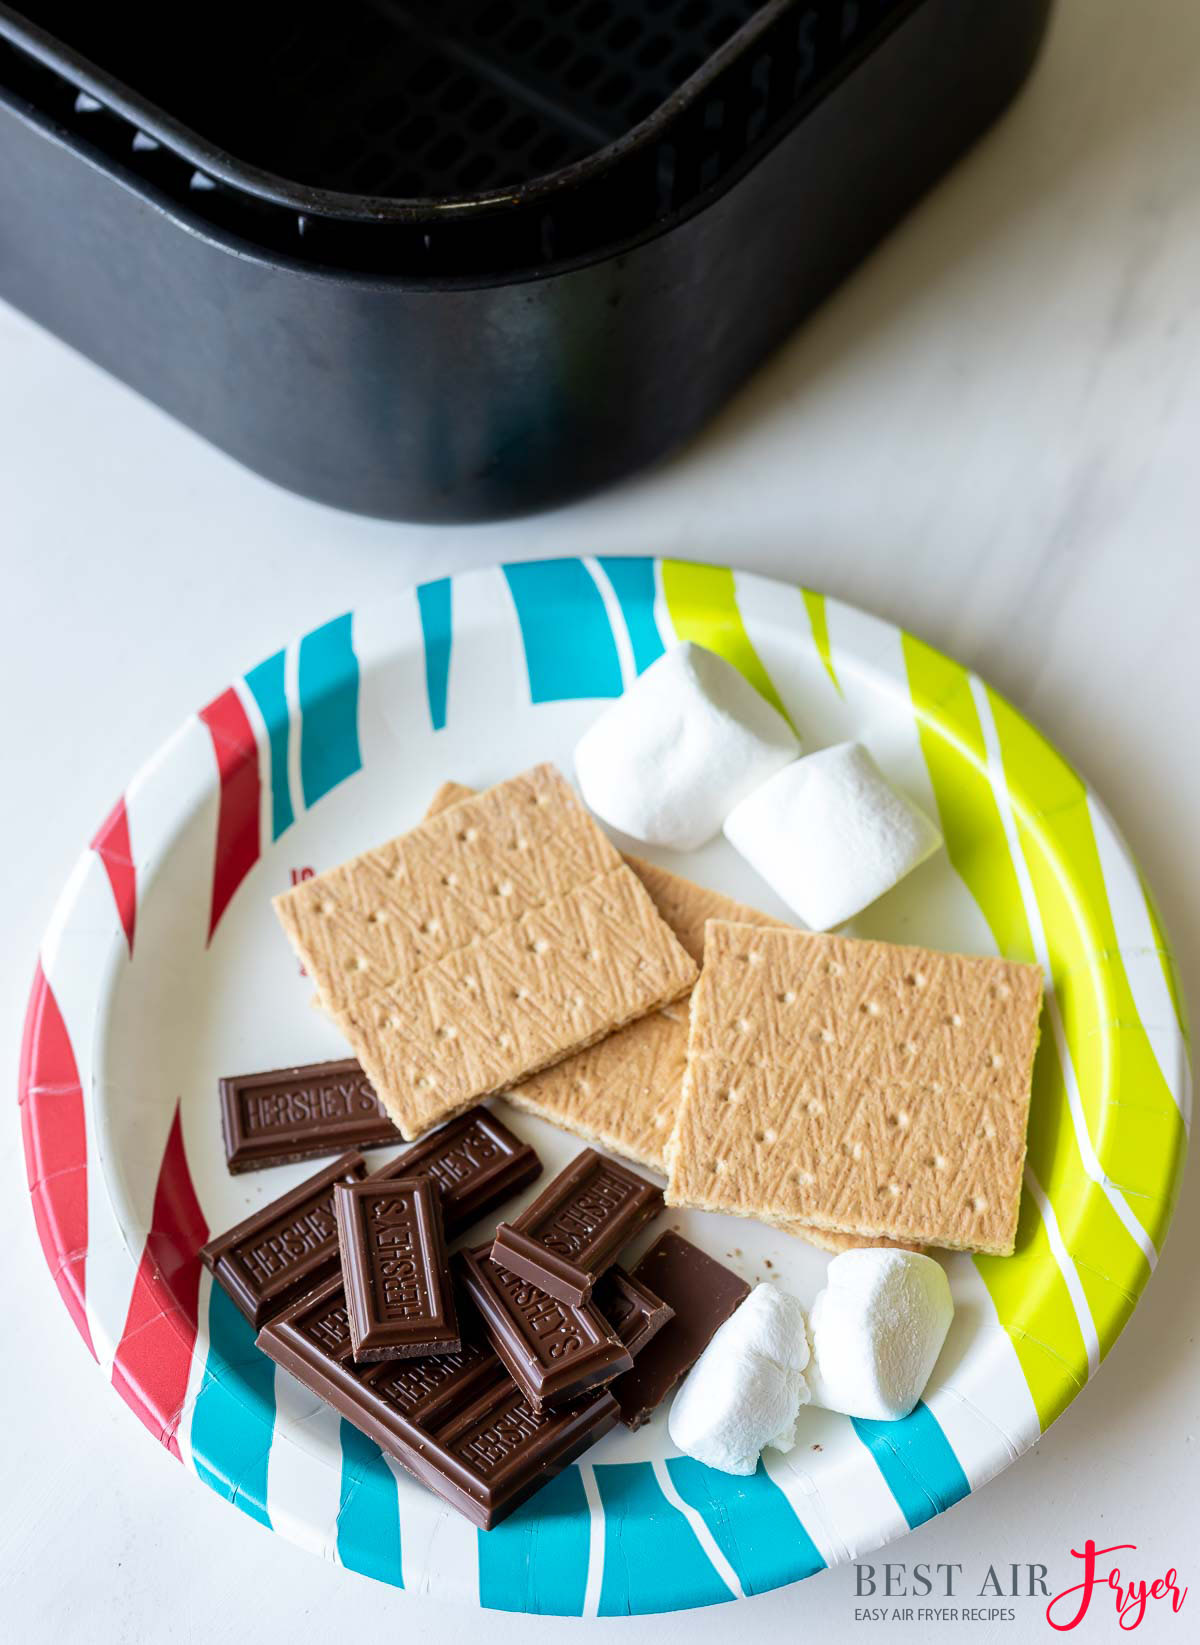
[852,1542,1188,1630]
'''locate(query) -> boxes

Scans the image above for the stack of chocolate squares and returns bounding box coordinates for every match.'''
[202,1100,750,1529]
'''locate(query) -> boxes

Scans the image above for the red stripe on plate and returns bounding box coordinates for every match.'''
[198,687,261,943]
[18,963,95,1359]
[111,1103,210,1458]
[91,796,137,954]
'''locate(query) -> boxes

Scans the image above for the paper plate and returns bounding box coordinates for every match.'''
[19,559,1190,1615]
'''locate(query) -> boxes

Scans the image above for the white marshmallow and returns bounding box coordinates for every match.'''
[669,1351,805,1474]
[722,742,942,929]
[574,642,799,851]
[807,1249,953,1422]
[718,1279,811,1374]
[668,1284,810,1475]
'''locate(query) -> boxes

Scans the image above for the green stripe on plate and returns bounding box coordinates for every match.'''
[972,1197,1089,1429]
[1023,1030,1149,1359]
[902,633,1094,1427]
[801,588,842,695]
[660,561,795,731]
[988,691,1186,1251]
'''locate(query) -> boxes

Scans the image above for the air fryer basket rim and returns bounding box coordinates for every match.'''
[0,0,902,225]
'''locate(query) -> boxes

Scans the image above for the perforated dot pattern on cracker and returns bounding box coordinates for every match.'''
[419,786,781,1169]
[619,856,781,968]
[666,921,1043,1255]
[273,765,698,1139]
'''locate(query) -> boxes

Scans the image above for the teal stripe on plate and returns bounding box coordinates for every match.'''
[502,559,624,702]
[298,613,361,808]
[666,1457,825,1594]
[337,1421,403,1585]
[477,1463,591,1614]
[244,649,293,840]
[189,1285,274,1527]
[852,1403,971,1529]
[597,556,665,676]
[593,1461,735,1615]
[416,578,453,732]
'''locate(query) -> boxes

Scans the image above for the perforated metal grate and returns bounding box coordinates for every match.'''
[0,0,913,272]
[279,0,776,199]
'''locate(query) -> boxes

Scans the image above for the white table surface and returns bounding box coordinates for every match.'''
[2,0,1198,1639]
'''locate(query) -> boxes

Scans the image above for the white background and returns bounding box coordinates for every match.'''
[2,0,1198,1639]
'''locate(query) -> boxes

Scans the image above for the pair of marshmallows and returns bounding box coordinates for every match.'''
[574,643,941,927]
[669,1251,954,1476]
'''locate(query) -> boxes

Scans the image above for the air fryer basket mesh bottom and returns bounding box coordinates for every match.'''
[13,0,771,197]
[296,0,772,199]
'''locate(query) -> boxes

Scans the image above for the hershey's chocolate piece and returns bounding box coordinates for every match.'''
[368,1106,541,1237]
[457,1244,632,1411]
[489,1224,590,1305]
[220,1058,402,1173]
[201,1151,367,1327]
[592,1266,674,1360]
[490,1148,663,1305]
[334,1176,460,1363]
[608,1231,751,1429]
[258,1275,618,1530]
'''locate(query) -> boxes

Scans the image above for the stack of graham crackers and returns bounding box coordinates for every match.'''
[275,764,1043,1258]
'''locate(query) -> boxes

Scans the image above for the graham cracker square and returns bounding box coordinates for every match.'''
[419,784,780,1168]
[273,765,698,1139]
[665,921,1043,1255]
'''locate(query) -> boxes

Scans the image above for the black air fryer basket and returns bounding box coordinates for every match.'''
[0,0,1052,520]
